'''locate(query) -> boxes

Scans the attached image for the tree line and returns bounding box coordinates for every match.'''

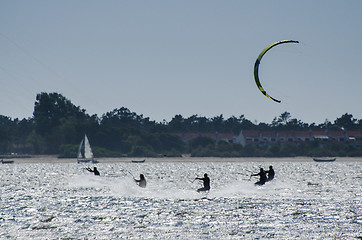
[1,92,362,158]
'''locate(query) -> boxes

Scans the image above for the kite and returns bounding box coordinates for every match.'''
[253,40,299,103]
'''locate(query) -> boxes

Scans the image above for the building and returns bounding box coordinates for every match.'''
[294,130,311,142]
[345,130,362,145]
[173,129,362,146]
[277,130,294,143]
[311,130,328,141]
[328,129,345,142]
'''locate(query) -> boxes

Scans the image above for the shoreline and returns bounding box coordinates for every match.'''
[1,155,362,163]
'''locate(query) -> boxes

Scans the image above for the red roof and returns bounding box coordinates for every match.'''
[174,132,199,141]
[278,131,294,138]
[346,130,362,138]
[218,132,235,140]
[261,131,277,138]
[345,130,362,144]
[328,130,345,138]
[200,132,217,140]
[312,130,328,137]
[295,130,311,138]
[242,130,259,138]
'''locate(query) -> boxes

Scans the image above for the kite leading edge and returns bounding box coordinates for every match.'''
[253,40,299,103]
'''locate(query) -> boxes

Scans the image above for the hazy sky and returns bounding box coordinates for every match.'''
[1,1,361,124]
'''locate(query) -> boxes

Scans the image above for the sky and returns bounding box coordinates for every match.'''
[1,1,362,124]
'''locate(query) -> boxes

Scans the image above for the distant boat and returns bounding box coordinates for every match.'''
[313,157,336,162]
[77,134,98,163]
[132,159,146,163]
[1,159,14,164]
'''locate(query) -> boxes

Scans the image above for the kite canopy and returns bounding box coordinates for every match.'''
[253,40,299,103]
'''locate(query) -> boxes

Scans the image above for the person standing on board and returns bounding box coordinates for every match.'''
[251,168,266,185]
[195,173,210,192]
[135,174,147,188]
[265,165,275,182]
[86,167,100,176]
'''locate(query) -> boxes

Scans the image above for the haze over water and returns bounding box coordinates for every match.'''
[1,159,361,239]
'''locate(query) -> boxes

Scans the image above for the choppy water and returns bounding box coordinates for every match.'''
[1,159,361,239]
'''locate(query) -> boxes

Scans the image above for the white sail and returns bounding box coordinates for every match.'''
[77,139,84,159]
[84,134,94,160]
[77,134,97,163]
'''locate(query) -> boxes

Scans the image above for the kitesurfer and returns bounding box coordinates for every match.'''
[251,168,267,185]
[195,173,210,192]
[265,165,275,181]
[135,174,147,188]
[86,167,100,176]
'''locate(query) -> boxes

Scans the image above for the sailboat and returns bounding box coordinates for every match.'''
[77,134,98,163]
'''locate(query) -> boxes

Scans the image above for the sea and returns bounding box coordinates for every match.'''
[1,159,361,239]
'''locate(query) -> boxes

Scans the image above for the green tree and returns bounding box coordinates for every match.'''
[33,92,90,153]
[0,115,12,153]
[334,113,358,130]
[188,136,214,152]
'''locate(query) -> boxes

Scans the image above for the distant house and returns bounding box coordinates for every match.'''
[277,130,294,143]
[294,130,312,142]
[345,130,362,145]
[173,132,235,143]
[217,132,235,143]
[261,131,277,144]
[173,132,199,142]
[311,130,328,141]
[200,132,217,141]
[328,129,345,142]
[238,130,260,146]
[172,132,198,142]
[174,129,362,146]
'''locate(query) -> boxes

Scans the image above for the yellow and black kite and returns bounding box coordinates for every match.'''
[254,40,299,103]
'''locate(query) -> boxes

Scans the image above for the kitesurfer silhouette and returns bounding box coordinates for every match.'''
[135,174,147,188]
[86,167,100,176]
[195,173,210,192]
[265,165,275,181]
[251,168,267,185]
